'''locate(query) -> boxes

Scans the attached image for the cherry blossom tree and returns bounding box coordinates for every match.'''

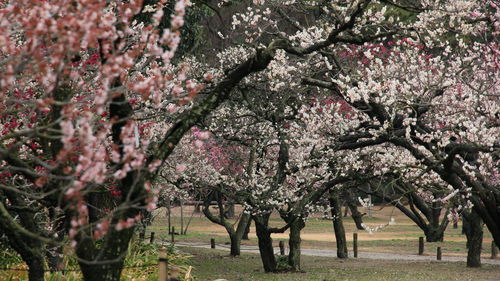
[0,0,296,279]
[296,0,499,264]
[225,0,499,266]
[1,0,497,279]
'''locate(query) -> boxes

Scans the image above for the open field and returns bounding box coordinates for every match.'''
[149,205,496,258]
[181,247,500,281]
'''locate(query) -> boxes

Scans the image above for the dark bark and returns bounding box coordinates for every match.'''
[463,211,483,267]
[0,192,47,281]
[424,224,445,242]
[366,185,448,242]
[225,202,235,218]
[343,206,349,217]
[46,217,65,272]
[347,201,365,230]
[424,202,448,242]
[202,191,250,256]
[287,218,305,271]
[229,213,251,256]
[254,214,277,272]
[330,193,348,258]
[229,234,240,256]
[26,255,45,281]
[242,219,251,240]
[75,90,139,281]
[77,227,134,281]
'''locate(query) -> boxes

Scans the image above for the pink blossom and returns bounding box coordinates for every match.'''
[194,140,204,148]
[176,163,187,173]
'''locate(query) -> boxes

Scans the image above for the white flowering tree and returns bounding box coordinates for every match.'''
[224,0,499,266]
[296,1,499,265]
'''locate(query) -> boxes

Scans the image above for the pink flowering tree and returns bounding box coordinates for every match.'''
[0,0,307,279]
[0,0,198,279]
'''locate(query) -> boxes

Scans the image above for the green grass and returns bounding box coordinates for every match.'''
[0,241,192,281]
[181,247,500,281]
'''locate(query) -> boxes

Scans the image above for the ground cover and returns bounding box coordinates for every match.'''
[181,247,500,281]
[0,242,190,281]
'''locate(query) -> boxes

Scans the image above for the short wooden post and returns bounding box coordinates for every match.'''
[139,230,145,240]
[279,241,285,255]
[418,237,424,255]
[491,241,498,259]
[353,233,358,258]
[437,247,442,261]
[210,238,215,249]
[171,227,175,244]
[150,232,155,244]
[158,248,168,281]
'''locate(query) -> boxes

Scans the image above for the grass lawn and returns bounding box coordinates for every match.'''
[180,247,500,281]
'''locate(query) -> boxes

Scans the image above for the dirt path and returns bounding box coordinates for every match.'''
[170,242,500,266]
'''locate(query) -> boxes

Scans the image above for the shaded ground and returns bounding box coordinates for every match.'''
[180,247,500,281]
[168,241,500,265]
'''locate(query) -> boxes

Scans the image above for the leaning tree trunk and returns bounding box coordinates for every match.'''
[463,210,483,268]
[229,213,251,256]
[287,218,305,271]
[242,219,251,240]
[225,202,235,218]
[254,215,277,272]
[330,193,348,258]
[347,201,364,230]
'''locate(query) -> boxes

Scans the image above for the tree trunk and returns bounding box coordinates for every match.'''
[423,203,447,242]
[0,193,46,281]
[80,262,125,281]
[26,254,45,281]
[463,211,483,268]
[229,213,251,256]
[424,227,445,242]
[287,218,305,271]
[167,201,171,234]
[229,233,241,256]
[225,202,235,218]
[343,206,349,217]
[347,201,364,230]
[46,244,64,273]
[46,209,66,272]
[424,227,444,242]
[242,220,250,240]
[254,215,277,272]
[77,226,134,281]
[331,193,348,258]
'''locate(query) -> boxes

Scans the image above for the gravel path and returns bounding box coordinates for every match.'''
[170,242,500,265]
